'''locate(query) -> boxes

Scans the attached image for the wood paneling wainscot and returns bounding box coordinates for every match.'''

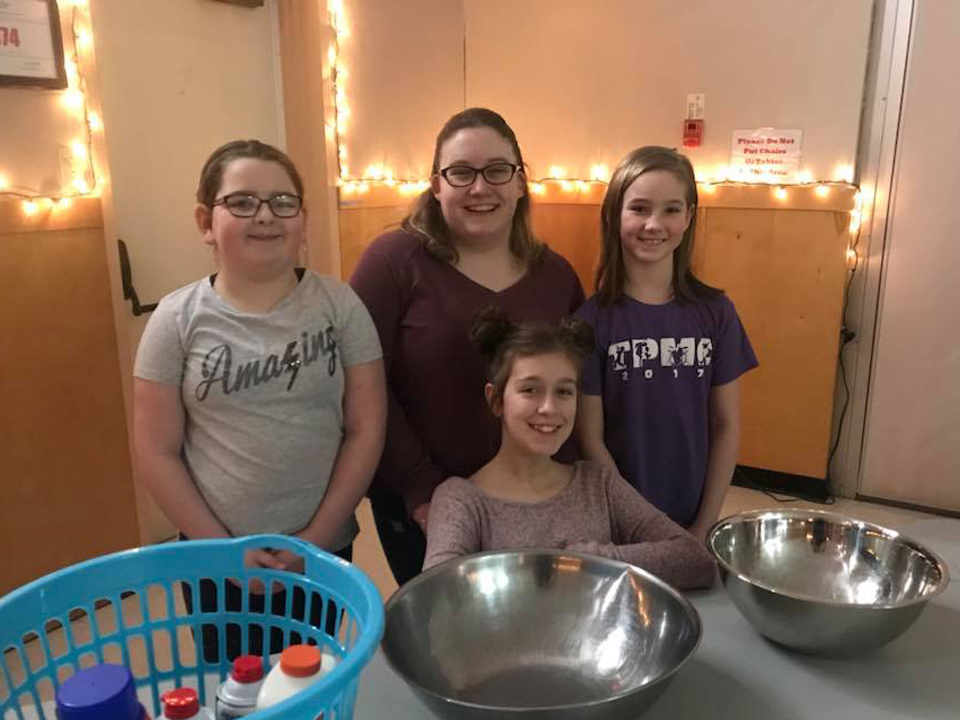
[0,197,140,594]
[337,183,856,482]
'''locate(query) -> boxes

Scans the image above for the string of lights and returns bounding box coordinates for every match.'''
[324,0,858,206]
[323,0,862,268]
[2,0,98,216]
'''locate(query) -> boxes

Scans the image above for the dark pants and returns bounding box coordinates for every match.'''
[180,535,352,663]
[368,489,427,586]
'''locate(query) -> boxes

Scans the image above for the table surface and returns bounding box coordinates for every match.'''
[355,517,960,719]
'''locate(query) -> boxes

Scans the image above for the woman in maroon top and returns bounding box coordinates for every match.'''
[350,108,584,584]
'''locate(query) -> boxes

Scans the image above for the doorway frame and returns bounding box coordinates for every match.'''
[832,0,915,500]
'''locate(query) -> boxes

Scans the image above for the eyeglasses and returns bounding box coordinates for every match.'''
[438,162,521,188]
[212,192,303,218]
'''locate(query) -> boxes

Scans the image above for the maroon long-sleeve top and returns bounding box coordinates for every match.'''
[349,230,584,512]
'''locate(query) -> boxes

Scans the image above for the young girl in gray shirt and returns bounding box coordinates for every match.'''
[134,140,386,658]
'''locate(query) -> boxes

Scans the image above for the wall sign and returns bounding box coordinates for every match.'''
[0,0,66,89]
[730,128,803,181]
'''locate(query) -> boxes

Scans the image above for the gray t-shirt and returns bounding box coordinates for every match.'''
[134,270,381,549]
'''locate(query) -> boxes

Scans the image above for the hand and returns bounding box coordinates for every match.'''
[272,548,305,574]
[240,548,287,594]
[410,503,430,534]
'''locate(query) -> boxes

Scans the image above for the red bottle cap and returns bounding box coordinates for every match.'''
[231,654,264,683]
[279,644,322,678]
[161,687,199,719]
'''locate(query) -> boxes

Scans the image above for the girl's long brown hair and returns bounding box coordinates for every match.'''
[595,146,721,306]
[401,107,543,267]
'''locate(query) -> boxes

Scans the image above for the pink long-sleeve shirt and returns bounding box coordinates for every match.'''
[423,460,716,590]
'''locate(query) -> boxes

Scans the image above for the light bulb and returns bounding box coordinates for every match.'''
[834,164,854,183]
[75,29,93,51]
[589,164,609,182]
[61,89,84,111]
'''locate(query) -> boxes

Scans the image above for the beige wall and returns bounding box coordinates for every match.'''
[857,0,960,512]
[340,0,464,181]
[89,0,284,306]
[0,4,80,195]
[341,0,873,182]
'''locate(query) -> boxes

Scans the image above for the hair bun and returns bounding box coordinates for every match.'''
[557,316,596,357]
[469,305,515,360]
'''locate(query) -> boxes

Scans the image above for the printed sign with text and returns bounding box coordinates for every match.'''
[730,128,803,181]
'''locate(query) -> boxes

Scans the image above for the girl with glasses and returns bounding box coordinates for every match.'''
[575,146,758,541]
[422,306,715,590]
[350,108,584,585]
[133,139,386,659]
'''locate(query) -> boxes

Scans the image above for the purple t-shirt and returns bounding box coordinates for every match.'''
[350,230,584,511]
[576,292,758,525]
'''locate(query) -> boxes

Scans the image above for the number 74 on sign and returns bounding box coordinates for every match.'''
[0,26,23,47]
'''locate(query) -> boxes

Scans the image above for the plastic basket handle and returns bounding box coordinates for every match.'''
[235,534,349,577]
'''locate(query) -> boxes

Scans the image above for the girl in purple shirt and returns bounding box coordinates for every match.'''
[576,147,758,539]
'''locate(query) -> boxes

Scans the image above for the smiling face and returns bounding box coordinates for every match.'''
[430,127,525,249]
[196,158,305,280]
[619,169,694,273]
[489,351,579,458]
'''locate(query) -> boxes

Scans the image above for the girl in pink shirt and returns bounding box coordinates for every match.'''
[423,307,715,590]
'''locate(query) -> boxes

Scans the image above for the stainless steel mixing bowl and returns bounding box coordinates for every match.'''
[707,509,950,656]
[382,550,701,719]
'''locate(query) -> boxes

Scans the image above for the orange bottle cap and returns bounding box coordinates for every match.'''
[279,644,322,678]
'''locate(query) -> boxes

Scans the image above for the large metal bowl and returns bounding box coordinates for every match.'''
[707,509,950,656]
[382,550,701,719]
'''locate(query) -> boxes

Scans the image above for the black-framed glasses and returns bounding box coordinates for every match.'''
[212,192,303,218]
[438,162,521,188]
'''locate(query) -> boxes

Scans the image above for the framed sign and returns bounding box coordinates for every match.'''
[0,0,67,89]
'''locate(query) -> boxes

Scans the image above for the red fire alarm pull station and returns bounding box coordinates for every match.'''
[683,119,703,148]
[683,94,706,148]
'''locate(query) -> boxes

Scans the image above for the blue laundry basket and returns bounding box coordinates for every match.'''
[0,535,384,719]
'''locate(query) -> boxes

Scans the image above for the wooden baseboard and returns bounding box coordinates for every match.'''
[732,465,833,503]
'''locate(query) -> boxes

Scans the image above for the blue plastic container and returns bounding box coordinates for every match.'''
[55,664,148,720]
[0,536,384,720]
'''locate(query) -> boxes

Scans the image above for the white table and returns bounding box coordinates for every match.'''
[355,518,960,719]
